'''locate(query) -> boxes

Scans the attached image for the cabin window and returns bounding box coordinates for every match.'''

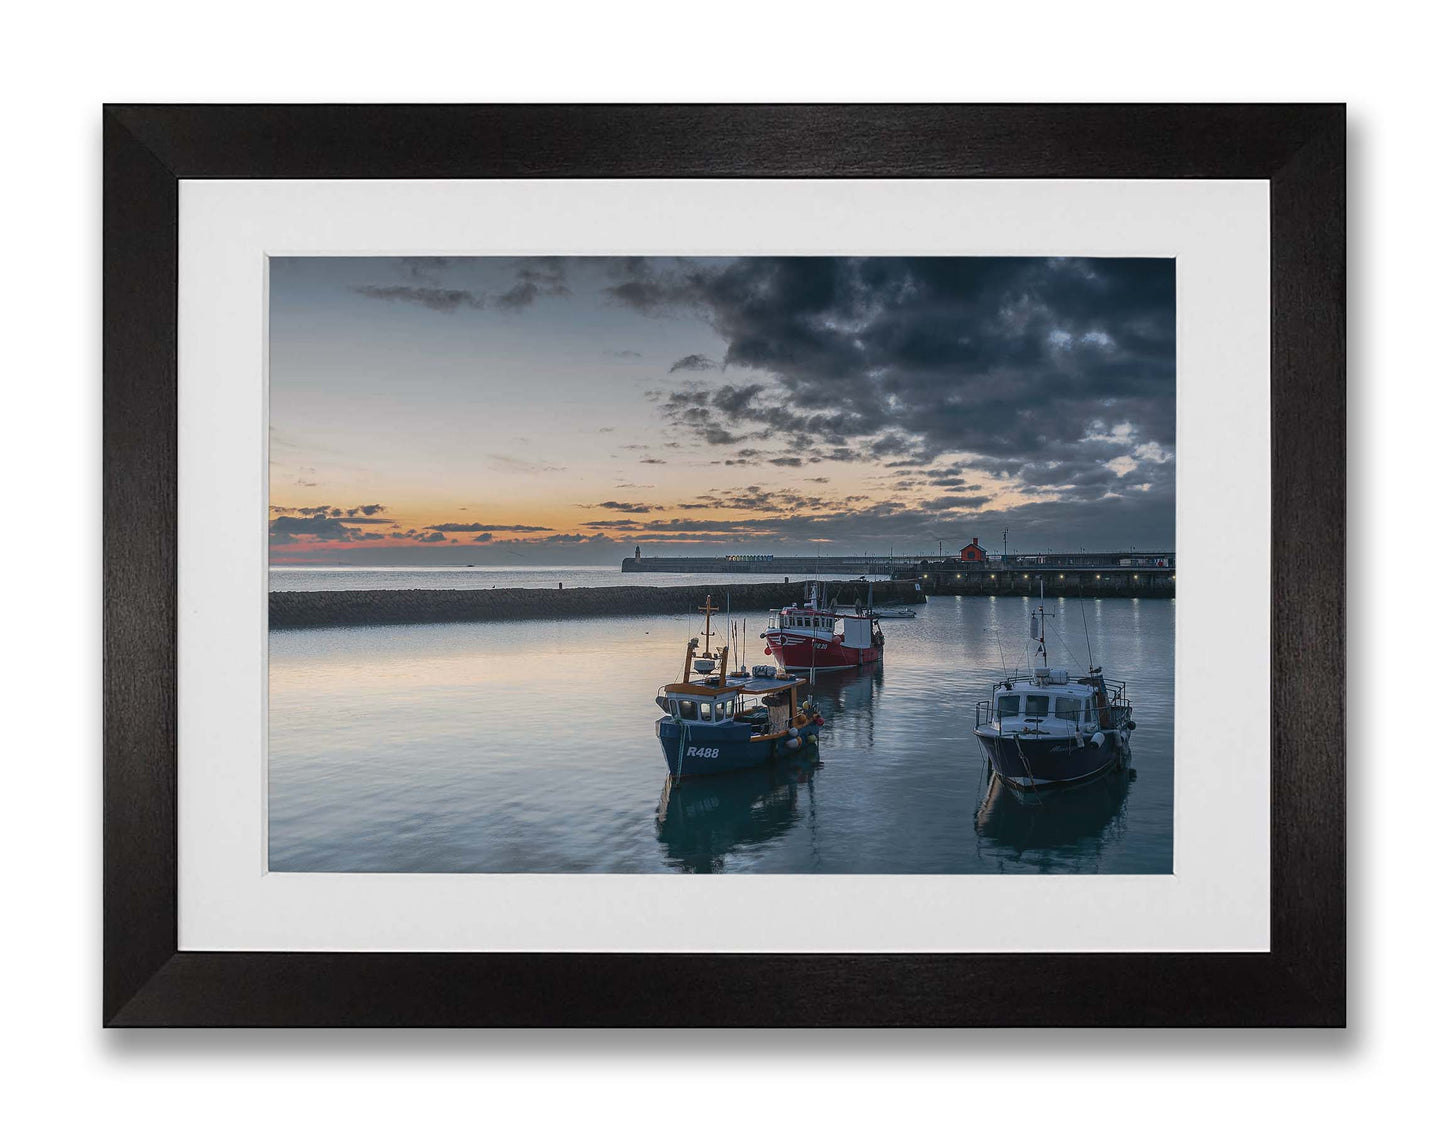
[1025,695,1050,718]
[1055,697,1082,722]
[698,701,714,722]
[996,694,1020,718]
[676,699,698,721]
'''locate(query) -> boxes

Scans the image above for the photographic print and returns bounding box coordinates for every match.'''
[267,255,1176,875]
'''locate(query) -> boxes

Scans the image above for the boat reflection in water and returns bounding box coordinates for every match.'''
[810,663,882,713]
[804,664,884,749]
[656,752,822,873]
[973,765,1134,872]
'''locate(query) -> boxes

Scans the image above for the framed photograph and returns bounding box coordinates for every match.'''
[104,104,1343,1026]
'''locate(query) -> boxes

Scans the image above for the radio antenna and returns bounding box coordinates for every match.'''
[994,626,1010,686]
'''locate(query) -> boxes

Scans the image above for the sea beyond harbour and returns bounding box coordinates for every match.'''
[268,566,1175,875]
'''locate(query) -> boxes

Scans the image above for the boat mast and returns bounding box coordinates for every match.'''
[699,595,716,657]
[1037,577,1048,667]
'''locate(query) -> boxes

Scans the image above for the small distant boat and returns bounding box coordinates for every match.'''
[654,630,825,778]
[871,606,917,619]
[760,582,885,673]
[972,580,1136,790]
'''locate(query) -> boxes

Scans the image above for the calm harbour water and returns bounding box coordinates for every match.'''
[269,578,1174,875]
[270,565,866,592]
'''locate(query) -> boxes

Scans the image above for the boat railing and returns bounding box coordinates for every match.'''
[989,673,1128,698]
[974,689,1132,731]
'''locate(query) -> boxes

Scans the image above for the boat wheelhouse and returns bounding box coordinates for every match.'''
[972,582,1136,790]
[655,637,825,778]
[760,582,884,673]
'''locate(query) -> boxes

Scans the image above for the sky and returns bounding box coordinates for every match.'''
[269,256,1175,565]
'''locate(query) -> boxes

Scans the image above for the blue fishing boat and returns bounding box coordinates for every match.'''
[972,580,1136,790]
[655,608,825,778]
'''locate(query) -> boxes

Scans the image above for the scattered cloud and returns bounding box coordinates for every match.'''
[668,354,719,373]
[351,260,570,314]
[424,522,553,533]
[350,285,487,313]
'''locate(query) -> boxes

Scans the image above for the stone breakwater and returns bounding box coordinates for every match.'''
[269,580,926,630]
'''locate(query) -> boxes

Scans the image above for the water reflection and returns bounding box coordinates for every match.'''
[973,765,1134,872]
[656,752,822,873]
[806,665,884,749]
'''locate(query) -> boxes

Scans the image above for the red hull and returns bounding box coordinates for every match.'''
[761,633,881,672]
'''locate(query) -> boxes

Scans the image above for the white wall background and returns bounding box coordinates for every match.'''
[0,1,1429,1123]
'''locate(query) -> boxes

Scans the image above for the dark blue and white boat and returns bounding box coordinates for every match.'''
[972,582,1136,790]
[655,635,825,779]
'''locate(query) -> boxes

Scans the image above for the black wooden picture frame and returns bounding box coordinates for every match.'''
[103,104,1344,1027]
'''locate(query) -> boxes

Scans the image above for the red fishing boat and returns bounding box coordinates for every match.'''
[760,582,884,673]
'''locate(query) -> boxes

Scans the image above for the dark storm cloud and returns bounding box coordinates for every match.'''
[626,256,1175,541]
[711,383,767,413]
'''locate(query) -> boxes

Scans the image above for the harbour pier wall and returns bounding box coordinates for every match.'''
[922,567,1175,598]
[621,554,1176,598]
[621,555,899,576]
[269,579,926,630]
